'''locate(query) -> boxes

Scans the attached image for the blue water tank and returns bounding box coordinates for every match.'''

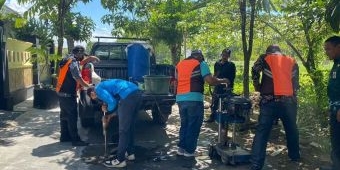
[127,43,150,82]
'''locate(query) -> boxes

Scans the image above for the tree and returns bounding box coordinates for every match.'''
[64,12,95,52]
[101,0,211,65]
[0,0,26,29]
[18,0,92,56]
[238,0,256,97]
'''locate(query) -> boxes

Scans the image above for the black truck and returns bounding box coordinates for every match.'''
[78,37,176,127]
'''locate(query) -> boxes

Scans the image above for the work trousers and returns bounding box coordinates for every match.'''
[116,90,142,162]
[59,95,81,142]
[250,99,300,169]
[177,101,204,154]
[330,104,340,170]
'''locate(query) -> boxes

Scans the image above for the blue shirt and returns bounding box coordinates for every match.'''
[95,79,139,112]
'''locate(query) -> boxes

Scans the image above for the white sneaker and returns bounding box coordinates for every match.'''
[177,147,185,156]
[103,159,126,168]
[125,152,135,161]
[183,151,195,157]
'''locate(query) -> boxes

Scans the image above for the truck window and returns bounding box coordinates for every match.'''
[93,45,127,60]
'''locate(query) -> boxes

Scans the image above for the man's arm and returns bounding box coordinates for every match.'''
[204,75,229,86]
[80,56,100,65]
[252,54,266,91]
[292,62,300,96]
[69,60,92,88]
[201,61,229,86]
[95,86,118,113]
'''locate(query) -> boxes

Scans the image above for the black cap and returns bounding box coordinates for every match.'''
[221,48,231,56]
[72,45,88,56]
[266,45,281,54]
[191,49,204,57]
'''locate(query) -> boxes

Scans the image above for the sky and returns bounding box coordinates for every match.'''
[4,0,113,46]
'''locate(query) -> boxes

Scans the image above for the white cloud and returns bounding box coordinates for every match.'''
[4,0,32,15]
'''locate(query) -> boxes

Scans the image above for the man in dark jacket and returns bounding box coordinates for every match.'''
[56,45,97,146]
[323,36,340,170]
[205,48,236,122]
[250,45,300,170]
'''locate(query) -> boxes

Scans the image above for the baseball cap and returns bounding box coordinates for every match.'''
[266,45,281,54]
[221,48,231,56]
[191,49,203,56]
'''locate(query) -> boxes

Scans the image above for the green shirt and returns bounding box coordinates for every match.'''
[327,58,340,102]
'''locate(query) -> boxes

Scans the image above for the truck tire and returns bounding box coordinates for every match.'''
[151,105,172,125]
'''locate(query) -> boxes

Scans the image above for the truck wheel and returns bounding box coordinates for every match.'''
[151,105,171,125]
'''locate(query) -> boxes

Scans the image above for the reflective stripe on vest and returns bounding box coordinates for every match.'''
[264,54,296,95]
[56,59,72,92]
[176,59,204,94]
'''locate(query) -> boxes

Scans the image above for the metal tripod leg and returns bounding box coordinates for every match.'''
[217,97,227,145]
[103,112,108,158]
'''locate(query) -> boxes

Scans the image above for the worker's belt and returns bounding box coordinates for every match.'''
[57,92,77,98]
[260,95,296,104]
[330,101,340,107]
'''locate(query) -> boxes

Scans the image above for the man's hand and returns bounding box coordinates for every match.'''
[337,109,340,122]
[222,78,230,85]
[101,104,108,113]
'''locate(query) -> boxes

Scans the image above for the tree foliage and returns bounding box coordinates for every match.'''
[18,0,93,55]
[101,0,213,64]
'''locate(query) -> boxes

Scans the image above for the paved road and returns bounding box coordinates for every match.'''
[0,98,250,170]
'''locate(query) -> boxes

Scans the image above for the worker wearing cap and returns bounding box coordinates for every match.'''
[250,45,300,170]
[56,45,98,146]
[205,48,236,123]
[175,49,229,157]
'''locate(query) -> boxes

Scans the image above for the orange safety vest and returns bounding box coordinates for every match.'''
[264,54,296,96]
[56,59,72,92]
[176,58,204,94]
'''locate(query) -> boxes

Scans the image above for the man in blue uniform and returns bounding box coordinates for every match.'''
[87,79,142,168]
[323,36,340,170]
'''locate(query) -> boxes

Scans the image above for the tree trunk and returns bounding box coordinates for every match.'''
[66,37,74,53]
[239,0,255,98]
[57,0,66,56]
[170,43,181,65]
[306,68,328,126]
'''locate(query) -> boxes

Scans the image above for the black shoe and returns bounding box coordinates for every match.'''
[60,138,72,142]
[72,140,89,146]
[250,165,261,170]
[290,156,301,162]
[204,117,215,123]
[319,166,333,170]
